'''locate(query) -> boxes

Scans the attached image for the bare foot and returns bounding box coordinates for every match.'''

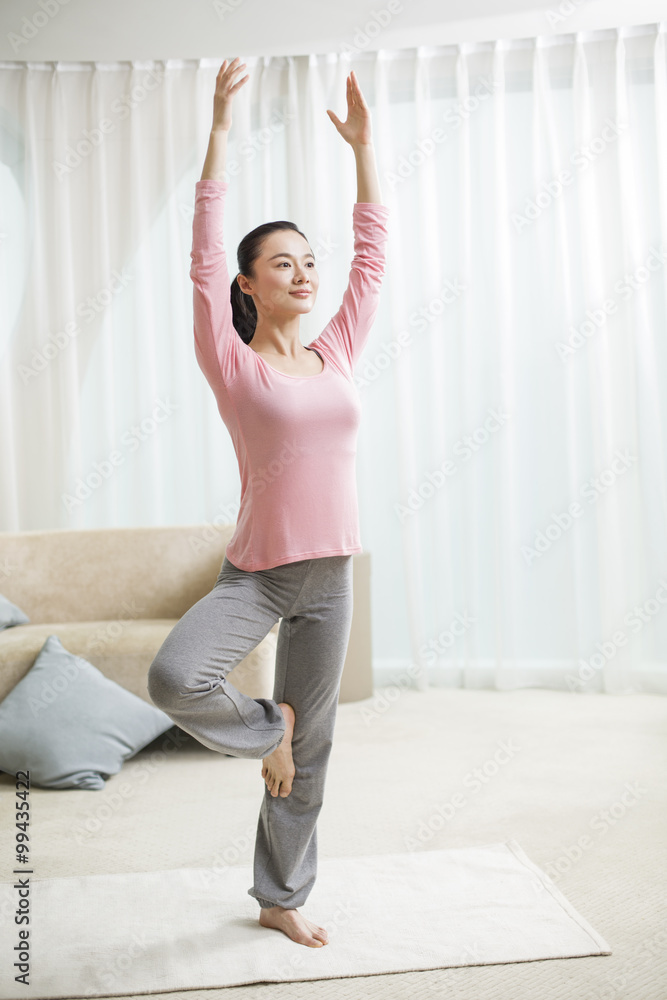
[259,905,328,947]
[261,703,295,798]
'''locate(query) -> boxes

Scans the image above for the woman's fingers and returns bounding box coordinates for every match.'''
[219,56,243,81]
[349,75,361,111]
[230,74,249,93]
[350,71,367,107]
[228,78,248,96]
[219,60,247,94]
[224,60,243,80]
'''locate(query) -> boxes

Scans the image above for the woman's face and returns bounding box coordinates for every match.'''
[237,229,319,319]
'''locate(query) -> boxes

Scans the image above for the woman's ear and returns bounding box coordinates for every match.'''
[237,273,253,296]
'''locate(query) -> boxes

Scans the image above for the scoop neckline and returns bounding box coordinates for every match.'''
[250,346,327,379]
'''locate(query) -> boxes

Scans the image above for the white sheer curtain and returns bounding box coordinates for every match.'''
[1,24,666,695]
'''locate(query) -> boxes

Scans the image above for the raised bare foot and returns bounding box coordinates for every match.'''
[261,703,295,797]
[259,905,328,947]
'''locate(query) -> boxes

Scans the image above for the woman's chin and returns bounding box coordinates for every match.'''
[288,297,316,312]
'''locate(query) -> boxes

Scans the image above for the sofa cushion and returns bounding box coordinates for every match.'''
[0,523,235,623]
[0,619,280,705]
[0,634,175,790]
[0,593,29,630]
[0,619,179,704]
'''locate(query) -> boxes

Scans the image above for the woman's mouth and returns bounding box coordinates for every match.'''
[290,290,311,297]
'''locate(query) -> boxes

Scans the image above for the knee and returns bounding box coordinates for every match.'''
[147,650,180,711]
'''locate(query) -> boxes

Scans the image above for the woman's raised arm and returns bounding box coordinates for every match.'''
[190,59,249,388]
[307,72,388,374]
[201,58,249,180]
[327,70,382,205]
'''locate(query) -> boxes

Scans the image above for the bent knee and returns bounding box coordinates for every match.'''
[147,651,183,710]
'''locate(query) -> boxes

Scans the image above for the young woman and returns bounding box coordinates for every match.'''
[147,57,389,949]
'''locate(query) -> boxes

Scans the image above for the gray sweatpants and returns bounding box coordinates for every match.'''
[146,552,354,910]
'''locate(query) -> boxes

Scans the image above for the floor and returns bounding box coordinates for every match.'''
[1,684,665,999]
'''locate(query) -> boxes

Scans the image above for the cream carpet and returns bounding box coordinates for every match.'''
[0,840,610,998]
[0,685,665,999]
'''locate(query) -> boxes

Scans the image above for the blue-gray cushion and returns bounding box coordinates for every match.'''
[0,593,29,630]
[0,634,174,790]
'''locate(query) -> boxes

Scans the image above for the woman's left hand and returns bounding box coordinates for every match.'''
[327,71,373,146]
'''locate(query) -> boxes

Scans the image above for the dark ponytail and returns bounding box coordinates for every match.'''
[230,274,257,345]
[231,220,310,345]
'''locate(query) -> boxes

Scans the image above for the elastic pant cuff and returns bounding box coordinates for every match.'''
[256,896,285,909]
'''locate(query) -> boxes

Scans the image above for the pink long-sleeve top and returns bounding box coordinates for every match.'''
[190,179,389,572]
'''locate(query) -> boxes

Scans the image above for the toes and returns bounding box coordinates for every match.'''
[279,768,294,795]
[263,769,277,795]
[262,910,327,948]
[300,930,323,947]
[262,769,295,797]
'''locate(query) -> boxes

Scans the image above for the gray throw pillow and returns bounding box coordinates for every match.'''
[0,634,175,790]
[0,593,29,630]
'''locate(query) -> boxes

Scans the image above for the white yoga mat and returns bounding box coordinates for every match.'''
[0,840,611,999]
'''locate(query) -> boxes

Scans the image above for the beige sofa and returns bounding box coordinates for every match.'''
[0,524,373,708]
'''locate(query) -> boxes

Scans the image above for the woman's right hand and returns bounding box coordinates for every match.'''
[212,57,249,132]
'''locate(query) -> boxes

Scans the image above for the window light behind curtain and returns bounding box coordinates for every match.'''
[0,24,665,695]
